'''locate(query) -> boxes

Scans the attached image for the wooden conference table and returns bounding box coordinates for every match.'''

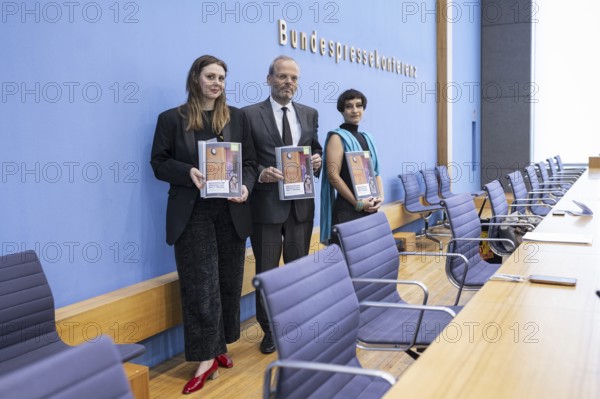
[384,168,600,398]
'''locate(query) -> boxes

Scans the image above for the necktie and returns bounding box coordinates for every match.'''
[281,106,293,146]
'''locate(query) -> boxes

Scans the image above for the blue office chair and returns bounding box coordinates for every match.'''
[435,164,485,199]
[421,168,452,230]
[554,154,586,175]
[0,250,145,375]
[537,161,575,191]
[421,169,443,205]
[505,170,553,217]
[399,172,445,249]
[546,156,581,179]
[253,246,396,399]
[482,180,536,256]
[333,213,461,356]
[440,193,512,297]
[0,336,133,399]
[524,164,565,201]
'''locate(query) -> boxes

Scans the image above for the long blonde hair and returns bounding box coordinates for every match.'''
[183,55,230,133]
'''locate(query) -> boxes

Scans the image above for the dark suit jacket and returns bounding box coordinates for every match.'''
[243,99,322,224]
[150,106,257,245]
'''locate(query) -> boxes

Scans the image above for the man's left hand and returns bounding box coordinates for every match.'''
[311,153,322,172]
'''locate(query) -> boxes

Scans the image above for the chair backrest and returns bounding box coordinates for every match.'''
[421,169,442,205]
[546,157,559,177]
[0,336,133,399]
[554,154,584,174]
[505,170,530,215]
[0,250,63,369]
[0,251,145,369]
[525,165,556,206]
[482,180,509,217]
[440,193,483,284]
[538,160,573,192]
[435,165,454,198]
[554,154,565,171]
[524,164,541,190]
[481,180,517,256]
[536,161,568,191]
[333,213,402,304]
[253,246,363,399]
[333,214,407,338]
[399,173,423,210]
[536,161,552,184]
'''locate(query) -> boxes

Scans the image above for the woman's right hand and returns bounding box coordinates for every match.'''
[363,197,380,213]
[190,167,205,189]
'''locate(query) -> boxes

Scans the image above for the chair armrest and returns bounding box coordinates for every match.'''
[510,212,544,222]
[399,251,470,277]
[490,214,540,220]
[351,278,428,305]
[546,177,576,183]
[481,222,536,230]
[515,198,555,205]
[536,182,567,191]
[359,301,458,350]
[489,215,538,226]
[531,190,565,196]
[399,251,470,306]
[449,237,515,247]
[510,202,553,209]
[527,194,557,204]
[554,171,581,176]
[399,251,469,265]
[263,359,396,399]
[360,301,457,317]
[559,167,585,172]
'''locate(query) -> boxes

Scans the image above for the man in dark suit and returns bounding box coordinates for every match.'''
[243,55,322,353]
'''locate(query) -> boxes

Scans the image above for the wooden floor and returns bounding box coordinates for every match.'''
[149,234,479,398]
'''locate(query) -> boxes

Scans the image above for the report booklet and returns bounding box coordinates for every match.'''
[275,146,315,200]
[345,150,379,199]
[198,141,242,198]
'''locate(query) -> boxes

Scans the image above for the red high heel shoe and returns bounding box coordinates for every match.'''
[216,353,233,368]
[182,359,219,395]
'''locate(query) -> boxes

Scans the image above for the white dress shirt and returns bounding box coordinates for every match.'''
[270,97,301,146]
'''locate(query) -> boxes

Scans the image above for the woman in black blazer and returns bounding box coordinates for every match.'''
[150,55,256,395]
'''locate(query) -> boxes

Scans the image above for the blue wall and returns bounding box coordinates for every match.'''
[1,1,480,366]
[451,1,482,193]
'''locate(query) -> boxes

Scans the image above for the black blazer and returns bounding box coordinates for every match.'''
[243,99,322,224]
[150,106,257,245]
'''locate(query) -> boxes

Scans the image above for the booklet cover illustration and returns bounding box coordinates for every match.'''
[275,146,314,200]
[345,151,379,199]
[198,141,242,198]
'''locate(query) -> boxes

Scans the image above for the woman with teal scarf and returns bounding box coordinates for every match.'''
[320,89,384,244]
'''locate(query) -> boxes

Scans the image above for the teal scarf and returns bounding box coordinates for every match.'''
[320,128,379,243]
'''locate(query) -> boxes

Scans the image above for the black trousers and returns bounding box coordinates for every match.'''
[174,199,245,362]
[251,205,313,333]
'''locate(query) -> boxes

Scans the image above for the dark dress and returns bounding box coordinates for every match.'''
[329,123,374,244]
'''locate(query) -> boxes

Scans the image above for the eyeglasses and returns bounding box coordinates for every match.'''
[273,74,299,82]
